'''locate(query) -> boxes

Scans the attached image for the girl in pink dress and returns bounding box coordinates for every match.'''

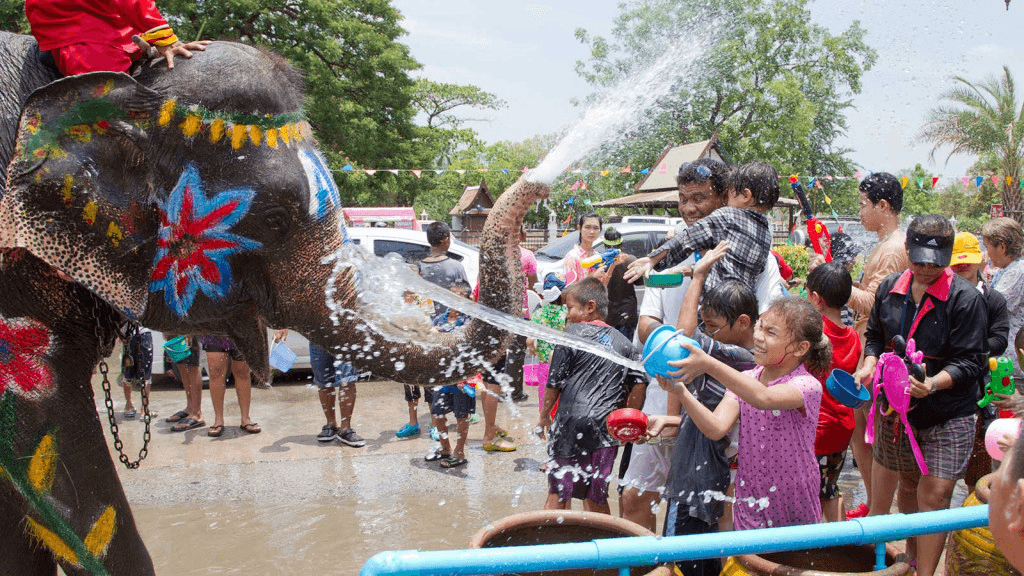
[663,297,829,530]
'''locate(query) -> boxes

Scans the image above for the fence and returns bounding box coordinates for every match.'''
[360,505,990,576]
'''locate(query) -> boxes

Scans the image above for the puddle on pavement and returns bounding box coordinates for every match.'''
[133,493,549,574]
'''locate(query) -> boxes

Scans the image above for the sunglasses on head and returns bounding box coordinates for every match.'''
[678,163,712,181]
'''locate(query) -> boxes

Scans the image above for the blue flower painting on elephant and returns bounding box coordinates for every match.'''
[150,165,262,317]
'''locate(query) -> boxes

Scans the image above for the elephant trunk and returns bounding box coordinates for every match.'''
[296,177,550,385]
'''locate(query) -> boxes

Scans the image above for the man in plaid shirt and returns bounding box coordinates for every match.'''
[625,161,780,292]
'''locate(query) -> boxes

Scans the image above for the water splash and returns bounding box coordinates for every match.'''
[528,32,714,185]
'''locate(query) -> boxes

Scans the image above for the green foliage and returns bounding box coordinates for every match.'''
[896,164,939,216]
[0,3,28,34]
[775,244,809,280]
[920,65,1024,220]
[574,0,876,185]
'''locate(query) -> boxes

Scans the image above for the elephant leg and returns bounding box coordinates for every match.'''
[0,485,58,576]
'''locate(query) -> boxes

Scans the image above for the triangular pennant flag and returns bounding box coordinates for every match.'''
[900,177,909,189]
[640,167,650,175]
[601,170,609,176]
[976,176,984,188]
[806,176,815,187]
[521,166,530,173]
[813,178,822,189]
[455,170,465,175]
[389,169,399,175]
[824,194,833,204]
[825,175,834,181]
[569,181,580,191]
[501,169,509,174]
[364,169,377,176]
[658,162,667,174]
[932,177,939,188]
[916,177,925,189]
[342,164,354,172]
[962,176,970,187]
[1008,176,1014,187]
[411,169,422,179]
[993,176,1001,187]
[583,195,591,202]
[619,164,631,174]
[477,168,487,173]
[565,196,575,205]
[854,171,863,179]
[1020,179,1024,190]
[434,170,443,175]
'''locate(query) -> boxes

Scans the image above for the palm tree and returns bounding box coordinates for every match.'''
[920,66,1024,221]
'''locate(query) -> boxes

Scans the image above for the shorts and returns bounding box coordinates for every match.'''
[121,332,153,382]
[429,386,473,419]
[664,500,721,576]
[547,446,618,505]
[817,451,847,500]
[619,442,672,494]
[403,384,434,404]
[200,336,244,362]
[168,335,200,367]
[310,344,359,389]
[872,412,976,480]
[51,42,139,76]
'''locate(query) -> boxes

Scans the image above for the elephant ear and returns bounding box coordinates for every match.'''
[0,72,164,320]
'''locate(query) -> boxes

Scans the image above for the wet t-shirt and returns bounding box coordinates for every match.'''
[418,256,468,317]
[666,329,755,524]
[546,321,647,458]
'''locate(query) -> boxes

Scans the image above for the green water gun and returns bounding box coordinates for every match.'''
[979,357,1015,408]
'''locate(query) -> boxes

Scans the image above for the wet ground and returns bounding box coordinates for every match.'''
[91,363,967,575]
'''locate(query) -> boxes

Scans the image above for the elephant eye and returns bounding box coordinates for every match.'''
[262,207,291,239]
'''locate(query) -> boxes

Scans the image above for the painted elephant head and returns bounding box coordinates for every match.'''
[0,41,549,384]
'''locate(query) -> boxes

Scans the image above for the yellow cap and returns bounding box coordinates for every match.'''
[951,232,983,265]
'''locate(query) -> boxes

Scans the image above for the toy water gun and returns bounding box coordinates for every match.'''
[790,174,832,262]
[580,248,620,270]
[866,335,929,475]
[979,357,1015,409]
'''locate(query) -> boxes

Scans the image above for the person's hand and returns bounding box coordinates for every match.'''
[908,373,932,399]
[644,414,667,441]
[994,392,1021,411]
[156,40,212,69]
[852,359,877,390]
[665,341,712,384]
[535,417,550,440]
[624,257,654,284]
[272,329,288,343]
[526,338,538,356]
[808,253,826,271]
[693,241,729,278]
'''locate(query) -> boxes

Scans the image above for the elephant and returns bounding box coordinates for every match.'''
[0,32,549,575]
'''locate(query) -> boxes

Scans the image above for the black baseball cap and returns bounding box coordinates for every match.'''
[907,230,954,267]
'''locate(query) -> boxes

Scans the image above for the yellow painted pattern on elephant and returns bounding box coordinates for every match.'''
[83,201,97,226]
[106,222,123,247]
[158,101,176,127]
[25,518,79,565]
[181,114,202,138]
[60,174,74,205]
[210,118,225,143]
[84,506,117,557]
[27,432,58,493]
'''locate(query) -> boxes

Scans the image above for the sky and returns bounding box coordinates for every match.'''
[391,1,1023,182]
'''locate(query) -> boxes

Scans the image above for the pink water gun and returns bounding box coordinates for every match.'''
[866,335,929,475]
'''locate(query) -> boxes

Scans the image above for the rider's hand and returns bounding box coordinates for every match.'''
[156,40,212,69]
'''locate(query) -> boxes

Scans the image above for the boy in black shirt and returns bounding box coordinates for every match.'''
[537,278,647,513]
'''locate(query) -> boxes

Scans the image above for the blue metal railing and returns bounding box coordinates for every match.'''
[360,505,989,576]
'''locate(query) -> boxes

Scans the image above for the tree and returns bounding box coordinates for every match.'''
[0,4,27,34]
[920,65,1024,222]
[896,164,939,216]
[574,0,876,193]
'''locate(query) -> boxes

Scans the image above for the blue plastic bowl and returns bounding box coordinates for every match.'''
[825,368,870,409]
[641,325,699,379]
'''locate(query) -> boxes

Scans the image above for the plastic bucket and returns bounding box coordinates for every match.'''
[163,336,192,363]
[524,363,550,387]
[269,342,297,372]
[825,369,870,409]
[641,325,698,379]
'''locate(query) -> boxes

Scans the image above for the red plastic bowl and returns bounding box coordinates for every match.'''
[607,408,648,443]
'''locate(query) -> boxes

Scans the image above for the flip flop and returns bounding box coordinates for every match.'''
[440,456,468,469]
[208,425,224,438]
[425,450,451,462]
[165,410,189,423]
[483,439,517,452]
[239,422,261,434]
[171,418,205,432]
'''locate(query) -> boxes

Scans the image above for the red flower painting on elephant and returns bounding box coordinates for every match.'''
[151,164,261,317]
[0,316,54,398]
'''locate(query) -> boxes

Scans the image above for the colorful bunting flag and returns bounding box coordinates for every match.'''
[963,177,970,187]
[993,176,1001,187]
[365,169,376,176]
[620,164,631,174]
[342,164,353,172]
[916,177,925,189]
[640,167,650,175]
[932,177,939,188]
[900,177,909,189]
[411,169,422,179]
[976,176,984,188]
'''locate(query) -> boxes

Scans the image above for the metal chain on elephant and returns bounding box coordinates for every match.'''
[93,302,152,469]
[99,358,151,469]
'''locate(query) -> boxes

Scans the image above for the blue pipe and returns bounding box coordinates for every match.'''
[359,505,989,576]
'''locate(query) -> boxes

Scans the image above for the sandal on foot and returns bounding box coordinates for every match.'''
[425,449,450,462]
[239,422,261,434]
[208,425,224,438]
[440,456,468,469]
[483,439,517,452]
[165,410,189,423]
[171,418,205,432]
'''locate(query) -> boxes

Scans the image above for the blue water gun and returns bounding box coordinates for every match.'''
[580,248,620,270]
